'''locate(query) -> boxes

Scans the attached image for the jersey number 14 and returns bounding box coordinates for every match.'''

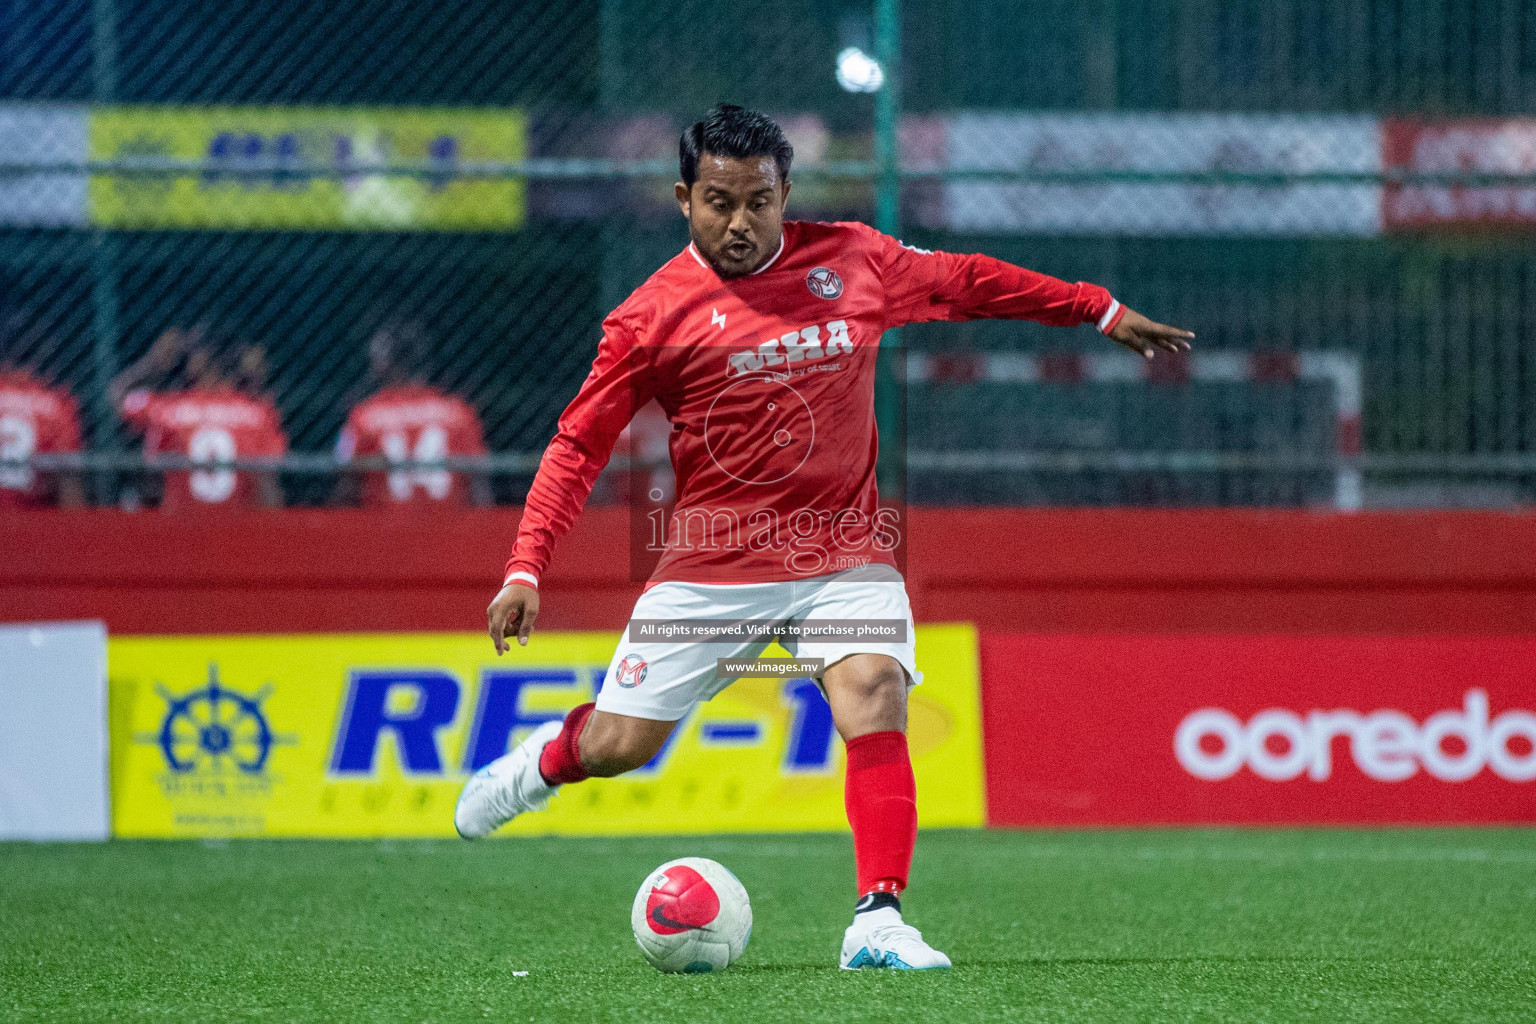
[382,425,451,501]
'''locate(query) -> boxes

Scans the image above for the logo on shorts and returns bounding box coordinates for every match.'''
[615,654,649,688]
[806,266,843,300]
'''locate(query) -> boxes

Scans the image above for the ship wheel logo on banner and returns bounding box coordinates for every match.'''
[149,664,291,775]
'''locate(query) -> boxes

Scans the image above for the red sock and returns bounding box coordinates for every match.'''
[538,702,595,786]
[844,730,917,896]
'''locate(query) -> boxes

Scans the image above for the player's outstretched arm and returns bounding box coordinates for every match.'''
[868,228,1195,354]
[492,317,655,655]
[1105,307,1194,359]
[488,582,540,655]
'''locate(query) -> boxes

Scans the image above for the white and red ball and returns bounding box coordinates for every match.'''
[631,857,752,973]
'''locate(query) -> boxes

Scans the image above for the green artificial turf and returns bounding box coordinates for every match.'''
[2,829,1533,1023]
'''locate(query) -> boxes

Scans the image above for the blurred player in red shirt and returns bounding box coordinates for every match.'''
[332,321,489,508]
[110,327,286,511]
[0,347,84,509]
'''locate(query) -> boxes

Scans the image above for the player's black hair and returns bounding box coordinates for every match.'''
[371,317,433,383]
[679,104,793,188]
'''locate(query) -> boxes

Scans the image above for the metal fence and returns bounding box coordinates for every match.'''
[3,0,1536,510]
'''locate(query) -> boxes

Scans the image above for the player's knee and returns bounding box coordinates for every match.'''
[825,655,908,737]
[838,657,908,706]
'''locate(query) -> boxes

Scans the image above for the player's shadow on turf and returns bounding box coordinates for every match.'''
[963,953,1364,969]
[730,962,842,974]
[733,953,1358,973]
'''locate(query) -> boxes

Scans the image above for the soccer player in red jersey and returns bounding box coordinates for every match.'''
[111,328,287,511]
[333,321,490,508]
[0,356,84,509]
[456,106,1193,969]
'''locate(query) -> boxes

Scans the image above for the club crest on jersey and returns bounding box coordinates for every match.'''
[806,266,843,300]
[615,654,649,688]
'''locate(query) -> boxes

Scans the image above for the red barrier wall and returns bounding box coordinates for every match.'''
[8,508,1534,827]
[981,633,1536,826]
[4,508,1536,634]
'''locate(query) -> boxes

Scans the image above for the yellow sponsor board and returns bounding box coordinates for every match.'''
[108,626,983,837]
[90,106,525,230]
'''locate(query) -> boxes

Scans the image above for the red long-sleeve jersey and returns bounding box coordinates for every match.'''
[504,220,1123,588]
[122,387,287,512]
[336,385,487,508]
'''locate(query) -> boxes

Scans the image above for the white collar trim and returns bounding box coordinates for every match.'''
[752,234,787,274]
[687,233,787,276]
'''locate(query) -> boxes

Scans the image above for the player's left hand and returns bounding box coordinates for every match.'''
[487,583,539,655]
[1108,308,1194,359]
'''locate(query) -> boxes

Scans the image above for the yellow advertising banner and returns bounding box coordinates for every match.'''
[108,627,984,838]
[90,106,525,230]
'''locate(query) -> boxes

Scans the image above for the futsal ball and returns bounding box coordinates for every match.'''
[631,857,752,973]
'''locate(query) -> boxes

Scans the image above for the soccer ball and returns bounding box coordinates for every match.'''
[631,857,752,973]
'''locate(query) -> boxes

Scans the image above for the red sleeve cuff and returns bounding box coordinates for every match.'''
[503,567,539,589]
[1095,299,1125,336]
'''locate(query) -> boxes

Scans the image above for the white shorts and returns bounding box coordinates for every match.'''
[596,569,921,722]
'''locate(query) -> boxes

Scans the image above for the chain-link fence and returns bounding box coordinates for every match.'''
[3,0,1536,510]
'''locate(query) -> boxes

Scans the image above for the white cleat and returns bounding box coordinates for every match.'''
[454,720,563,839]
[839,907,952,970]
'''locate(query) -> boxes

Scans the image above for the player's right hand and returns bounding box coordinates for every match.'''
[487,583,539,655]
[1107,307,1194,359]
